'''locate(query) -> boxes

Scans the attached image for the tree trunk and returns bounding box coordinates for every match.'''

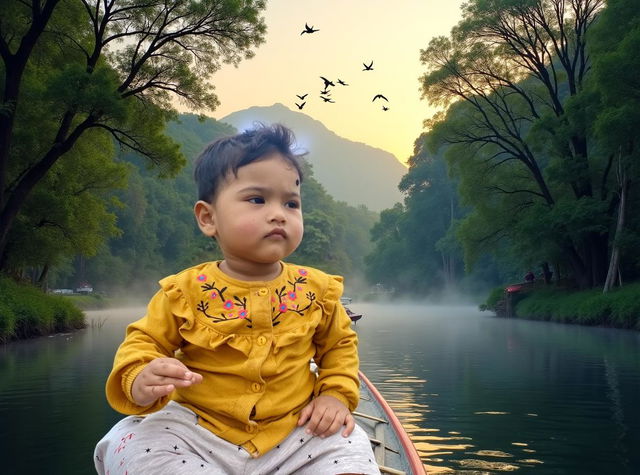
[603,158,627,293]
[37,263,50,290]
[0,112,92,269]
[540,262,553,284]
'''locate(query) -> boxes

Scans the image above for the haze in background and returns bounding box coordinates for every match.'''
[200,0,466,165]
[222,104,407,211]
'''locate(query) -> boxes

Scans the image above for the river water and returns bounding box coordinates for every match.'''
[0,303,639,474]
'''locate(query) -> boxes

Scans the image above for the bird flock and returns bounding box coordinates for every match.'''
[295,22,390,112]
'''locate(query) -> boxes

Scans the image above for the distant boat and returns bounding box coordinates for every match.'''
[346,307,363,323]
[355,371,426,474]
[341,297,363,322]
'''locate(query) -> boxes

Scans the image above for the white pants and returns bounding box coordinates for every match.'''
[94,401,380,474]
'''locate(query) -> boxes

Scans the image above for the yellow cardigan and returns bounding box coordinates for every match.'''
[105,261,360,456]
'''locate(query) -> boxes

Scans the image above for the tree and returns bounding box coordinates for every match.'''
[0,0,266,270]
[585,0,640,291]
[365,134,468,295]
[420,0,609,288]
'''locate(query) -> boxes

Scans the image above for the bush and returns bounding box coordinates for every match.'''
[513,282,640,330]
[0,300,16,343]
[481,286,505,311]
[0,277,86,342]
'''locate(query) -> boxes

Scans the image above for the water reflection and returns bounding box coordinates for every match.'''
[354,302,640,474]
[1,303,639,474]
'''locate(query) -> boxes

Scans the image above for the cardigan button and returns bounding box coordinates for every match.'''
[245,424,256,433]
[251,382,262,392]
[258,288,268,296]
[257,336,267,346]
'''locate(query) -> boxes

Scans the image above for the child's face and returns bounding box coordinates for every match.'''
[196,152,304,272]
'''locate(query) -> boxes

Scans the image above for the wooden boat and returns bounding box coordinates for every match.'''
[355,371,425,474]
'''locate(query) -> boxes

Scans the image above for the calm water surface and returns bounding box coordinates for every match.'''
[1,303,639,474]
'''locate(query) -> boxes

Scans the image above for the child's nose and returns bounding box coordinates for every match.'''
[269,205,286,223]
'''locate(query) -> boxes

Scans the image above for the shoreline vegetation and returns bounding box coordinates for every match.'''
[3,276,639,344]
[0,277,85,343]
[482,282,640,331]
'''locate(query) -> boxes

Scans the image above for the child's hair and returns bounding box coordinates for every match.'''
[194,123,305,202]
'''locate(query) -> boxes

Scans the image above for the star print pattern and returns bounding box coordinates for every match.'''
[96,417,377,474]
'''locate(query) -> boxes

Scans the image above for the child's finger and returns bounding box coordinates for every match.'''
[320,414,343,437]
[150,384,175,398]
[342,413,355,437]
[305,406,328,435]
[297,404,313,425]
[314,411,337,436]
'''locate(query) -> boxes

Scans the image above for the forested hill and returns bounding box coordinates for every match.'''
[220,103,406,212]
[51,113,378,294]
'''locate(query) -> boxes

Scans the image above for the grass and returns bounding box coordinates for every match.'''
[513,282,640,330]
[0,277,85,342]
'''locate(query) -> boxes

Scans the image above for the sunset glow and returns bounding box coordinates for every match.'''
[202,1,466,165]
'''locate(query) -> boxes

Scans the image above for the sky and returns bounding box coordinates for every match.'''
[202,0,466,165]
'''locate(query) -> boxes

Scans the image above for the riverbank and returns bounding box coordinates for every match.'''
[482,281,640,330]
[0,277,85,342]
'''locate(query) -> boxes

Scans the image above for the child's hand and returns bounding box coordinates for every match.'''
[297,395,355,438]
[131,357,203,407]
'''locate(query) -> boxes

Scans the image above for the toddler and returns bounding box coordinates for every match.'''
[94,124,379,474]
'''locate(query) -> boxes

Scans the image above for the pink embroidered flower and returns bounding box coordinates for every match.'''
[297,286,303,291]
[279,303,288,312]
[287,291,297,301]
[197,274,207,282]
[223,300,234,310]
[271,296,276,303]
[210,292,218,299]
[238,309,248,319]
[298,268,308,276]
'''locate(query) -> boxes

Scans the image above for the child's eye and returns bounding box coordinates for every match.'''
[285,200,300,209]
[248,197,265,204]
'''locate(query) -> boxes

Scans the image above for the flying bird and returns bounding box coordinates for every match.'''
[320,96,335,103]
[296,93,308,100]
[362,61,374,71]
[320,76,335,88]
[320,88,331,96]
[372,94,388,102]
[337,79,349,86]
[382,106,389,111]
[300,23,319,35]
[295,102,306,110]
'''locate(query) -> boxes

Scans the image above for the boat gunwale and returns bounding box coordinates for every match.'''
[358,371,425,474]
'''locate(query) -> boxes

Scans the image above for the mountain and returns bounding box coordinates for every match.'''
[220,103,406,212]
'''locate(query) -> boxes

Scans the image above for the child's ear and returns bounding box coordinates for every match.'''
[194,200,217,237]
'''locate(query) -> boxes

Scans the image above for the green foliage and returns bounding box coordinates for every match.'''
[481,286,505,311]
[415,0,640,290]
[515,282,640,329]
[5,128,127,271]
[48,114,377,295]
[0,0,268,275]
[0,277,84,342]
[365,136,476,295]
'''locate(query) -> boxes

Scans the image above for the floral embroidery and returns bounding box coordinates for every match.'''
[196,267,314,328]
[197,282,251,325]
[271,274,315,326]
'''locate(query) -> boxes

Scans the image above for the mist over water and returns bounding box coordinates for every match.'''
[351,302,640,474]
[1,303,639,474]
